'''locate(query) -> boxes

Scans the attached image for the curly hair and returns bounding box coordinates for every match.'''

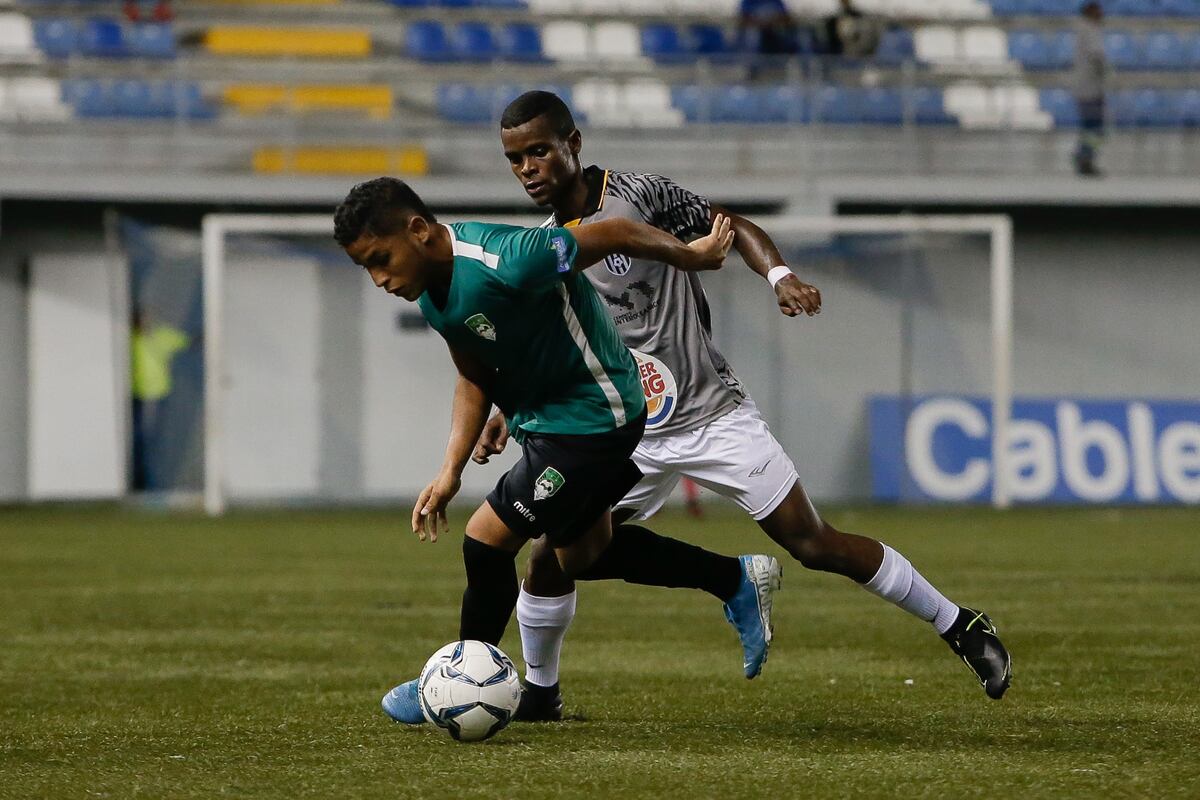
[333,177,437,247]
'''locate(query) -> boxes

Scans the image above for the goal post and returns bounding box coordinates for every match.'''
[201,212,1013,516]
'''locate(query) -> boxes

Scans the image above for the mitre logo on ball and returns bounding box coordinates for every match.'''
[630,348,678,430]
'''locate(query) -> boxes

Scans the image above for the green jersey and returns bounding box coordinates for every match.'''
[417,222,645,440]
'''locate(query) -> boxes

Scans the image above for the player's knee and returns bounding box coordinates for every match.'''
[524,536,575,595]
[787,521,845,571]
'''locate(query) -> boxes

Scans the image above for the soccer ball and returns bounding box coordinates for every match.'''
[418,640,522,742]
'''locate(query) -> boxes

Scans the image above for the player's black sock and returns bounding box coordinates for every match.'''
[576,524,742,601]
[459,536,519,645]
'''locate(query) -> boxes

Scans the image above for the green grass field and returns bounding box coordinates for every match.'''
[2,505,1199,799]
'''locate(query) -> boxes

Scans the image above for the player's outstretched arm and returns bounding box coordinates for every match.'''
[571,214,734,273]
[413,345,493,542]
[711,203,822,318]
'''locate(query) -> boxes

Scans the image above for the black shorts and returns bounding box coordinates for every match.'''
[486,411,647,548]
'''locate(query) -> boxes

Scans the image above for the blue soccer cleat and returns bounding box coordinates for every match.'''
[723,554,782,679]
[381,678,426,725]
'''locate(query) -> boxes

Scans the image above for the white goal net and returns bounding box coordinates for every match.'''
[201,213,1013,515]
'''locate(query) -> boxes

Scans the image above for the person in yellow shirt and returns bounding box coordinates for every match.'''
[131,310,191,491]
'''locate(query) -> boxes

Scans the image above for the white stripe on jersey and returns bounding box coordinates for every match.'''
[555,283,626,427]
[443,224,500,269]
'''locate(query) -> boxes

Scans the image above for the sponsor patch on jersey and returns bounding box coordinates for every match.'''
[465,313,497,341]
[630,348,678,431]
[604,253,632,276]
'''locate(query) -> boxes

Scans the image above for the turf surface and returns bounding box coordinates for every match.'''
[2,505,1199,798]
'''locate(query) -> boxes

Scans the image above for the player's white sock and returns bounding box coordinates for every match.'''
[863,544,960,635]
[516,584,576,688]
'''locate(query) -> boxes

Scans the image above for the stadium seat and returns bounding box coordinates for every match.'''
[1111,88,1180,126]
[498,23,544,62]
[914,26,958,65]
[126,23,176,59]
[1144,31,1187,69]
[205,27,371,58]
[0,13,38,60]
[33,18,77,59]
[1008,30,1051,69]
[812,86,865,124]
[592,22,641,61]
[961,26,1008,65]
[713,85,760,123]
[407,21,452,61]
[451,22,499,61]
[758,85,807,124]
[1103,31,1143,70]
[641,24,686,63]
[79,18,128,58]
[862,87,903,124]
[1188,33,1200,68]
[1039,87,1080,127]
[944,82,992,127]
[1048,30,1076,69]
[686,24,730,58]
[253,146,428,176]
[874,28,915,66]
[1162,0,1200,16]
[1110,0,1160,16]
[0,77,70,121]
[437,83,493,123]
[908,86,954,125]
[1178,89,1200,126]
[622,79,684,127]
[993,84,1053,129]
[670,84,716,123]
[62,78,113,117]
[541,21,589,61]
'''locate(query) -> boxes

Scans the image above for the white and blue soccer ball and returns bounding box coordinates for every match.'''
[418,640,522,742]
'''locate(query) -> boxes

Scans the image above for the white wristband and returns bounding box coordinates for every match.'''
[767,266,794,288]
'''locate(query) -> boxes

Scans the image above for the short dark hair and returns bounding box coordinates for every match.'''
[333,177,436,247]
[500,90,577,138]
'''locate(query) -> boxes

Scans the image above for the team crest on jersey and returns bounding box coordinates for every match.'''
[533,467,565,501]
[629,349,678,430]
[464,313,496,341]
[604,253,632,276]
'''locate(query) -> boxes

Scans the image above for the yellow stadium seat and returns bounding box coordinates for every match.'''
[253,146,428,176]
[225,84,392,118]
[205,27,370,58]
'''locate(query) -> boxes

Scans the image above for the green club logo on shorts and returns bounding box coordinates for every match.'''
[465,313,496,341]
[533,467,565,502]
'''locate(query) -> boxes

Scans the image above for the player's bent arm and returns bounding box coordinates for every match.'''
[710,202,822,317]
[442,345,494,478]
[570,216,733,273]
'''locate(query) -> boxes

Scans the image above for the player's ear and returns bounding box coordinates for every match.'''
[567,128,582,156]
[408,213,432,244]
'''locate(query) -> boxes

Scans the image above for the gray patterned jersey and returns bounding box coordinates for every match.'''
[543,166,745,437]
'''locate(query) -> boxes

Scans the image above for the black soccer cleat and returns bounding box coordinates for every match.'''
[941,607,1012,700]
[513,681,563,722]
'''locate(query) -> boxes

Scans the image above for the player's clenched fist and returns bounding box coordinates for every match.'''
[775,274,822,317]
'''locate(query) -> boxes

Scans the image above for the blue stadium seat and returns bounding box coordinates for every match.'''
[1103,31,1144,69]
[438,83,493,122]
[1039,87,1080,127]
[1110,0,1160,16]
[1048,30,1076,69]
[642,24,686,63]
[1109,88,1177,126]
[62,78,113,117]
[862,87,903,124]
[874,28,914,66]
[1162,0,1200,16]
[1009,30,1052,69]
[1178,89,1200,125]
[112,79,155,117]
[757,86,807,123]
[686,24,729,57]
[1145,31,1186,68]
[988,0,1022,15]
[498,23,543,62]
[909,87,954,125]
[1012,0,1076,15]
[34,18,77,59]
[406,21,452,61]
[1186,32,1200,67]
[387,0,431,6]
[126,23,175,59]
[713,86,759,122]
[452,22,498,61]
[79,18,129,58]
[436,0,477,7]
[812,86,864,124]
[671,85,716,123]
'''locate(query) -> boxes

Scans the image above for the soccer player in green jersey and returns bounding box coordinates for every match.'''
[333,177,780,726]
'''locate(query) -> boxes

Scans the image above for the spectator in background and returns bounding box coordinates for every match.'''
[823,0,880,58]
[123,1,174,23]
[739,0,801,58]
[1073,1,1107,176]
[130,309,190,491]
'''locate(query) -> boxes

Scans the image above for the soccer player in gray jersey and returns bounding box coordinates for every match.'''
[481,91,1011,720]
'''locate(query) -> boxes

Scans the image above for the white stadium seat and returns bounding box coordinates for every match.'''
[623,78,684,128]
[993,84,1053,130]
[574,78,630,127]
[527,0,579,14]
[4,77,70,122]
[914,25,958,65]
[961,25,1008,65]
[592,21,641,61]
[542,20,591,62]
[0,12,38,61]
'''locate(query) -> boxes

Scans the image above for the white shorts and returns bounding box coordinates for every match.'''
[617,397,799,522]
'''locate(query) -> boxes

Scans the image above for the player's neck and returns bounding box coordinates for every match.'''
[425,225,455,302]
[552,175,591,223]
